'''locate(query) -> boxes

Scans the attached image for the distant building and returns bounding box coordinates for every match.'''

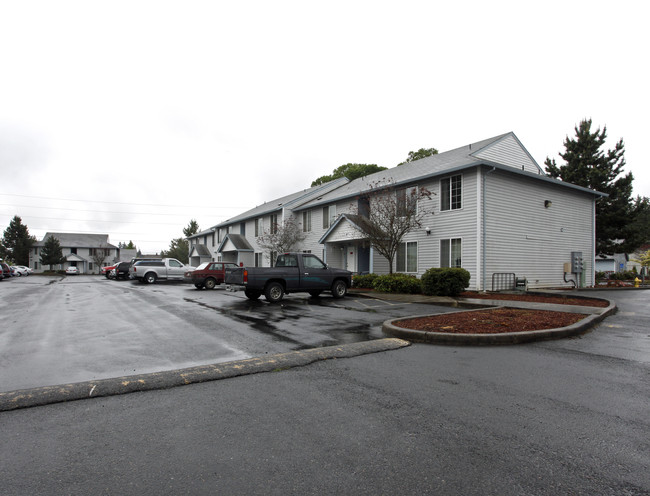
[30,233,118,274]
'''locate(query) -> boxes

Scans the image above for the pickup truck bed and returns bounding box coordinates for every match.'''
[225,253,352,303]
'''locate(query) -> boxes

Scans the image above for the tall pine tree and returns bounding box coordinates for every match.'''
[1,216,36,265]
[40,235,66,271]
[545,119,637,255]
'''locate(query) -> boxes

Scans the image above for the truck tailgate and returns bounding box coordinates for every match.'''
[225,266,245,285]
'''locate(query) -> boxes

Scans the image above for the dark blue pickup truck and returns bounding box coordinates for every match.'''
[224,252,352,303]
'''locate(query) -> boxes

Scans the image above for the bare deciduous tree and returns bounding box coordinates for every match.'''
[350,179,433,273]
[257,218,306,265]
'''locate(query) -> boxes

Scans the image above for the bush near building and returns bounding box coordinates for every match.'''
[421,268,471,297]
[373,274,422,294]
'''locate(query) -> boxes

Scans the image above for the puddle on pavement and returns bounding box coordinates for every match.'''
[184,297,383,348]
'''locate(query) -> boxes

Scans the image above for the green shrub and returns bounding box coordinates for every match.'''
[373,273,422,294]
[352,273,378,289]
[609,270,636,281]
[421,267,470,296]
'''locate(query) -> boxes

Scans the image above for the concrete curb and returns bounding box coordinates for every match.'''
[0,338,411,412]
[382,302,617,345]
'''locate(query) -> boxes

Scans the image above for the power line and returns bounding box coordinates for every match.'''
[0,193,247,210]
[0,203,210,217]
[5,214,186,226]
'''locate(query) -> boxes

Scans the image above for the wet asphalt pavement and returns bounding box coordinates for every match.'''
[0,280,648,495]
[0,275,452,392]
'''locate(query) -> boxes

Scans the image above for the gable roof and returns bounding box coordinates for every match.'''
[35,232,117,248]
[294,132,604,211]
[319,214,367,244]
[211,177,349,230]
[217,233,254,253]
[189,244,212,257]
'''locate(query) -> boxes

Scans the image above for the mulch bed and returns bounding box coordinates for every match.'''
[395,308,587,334]
[459,291,609,308]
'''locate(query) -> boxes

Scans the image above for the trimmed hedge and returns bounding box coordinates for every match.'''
[373,273,422,294]
[352,273,379,289]
[421,267,470,296]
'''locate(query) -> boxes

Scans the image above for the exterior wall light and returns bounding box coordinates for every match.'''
[425,227,431,235]
[544,200,552,208]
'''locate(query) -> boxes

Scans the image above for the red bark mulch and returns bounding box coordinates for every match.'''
[459,291,609,308]
[395,308,588,334]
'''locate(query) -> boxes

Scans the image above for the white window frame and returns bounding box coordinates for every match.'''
[302,211,312,232]
[322,205,337,229]
[396,241,418,273]
[440,238,462,268]
[440,175,462,211]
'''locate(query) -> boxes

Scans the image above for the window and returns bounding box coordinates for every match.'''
[270,214,278,234]
[441,175,462,211]
[255,218,263,237]
[396,187,417,217]
[358,197,370,218]
[440,238,462,267]
[322,205,336,229]
[255,253,263,267]
[303,254,326,270]
[240,222,246,236]
[396,241,417,272]
[169,259,183,268]
[71,248,77,254]
[302,211,312,232]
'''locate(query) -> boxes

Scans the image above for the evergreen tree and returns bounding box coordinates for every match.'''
[183,220,200,238]
[397,147,438,166]
[40,234,66,270]
[161,220,199,264]
[1,216,37,265]
[545,119,637,254]
[311,164,388,187]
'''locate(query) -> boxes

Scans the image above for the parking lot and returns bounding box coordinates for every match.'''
[0,275,453,392]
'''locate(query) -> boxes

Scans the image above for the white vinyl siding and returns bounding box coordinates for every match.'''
[483,168,595,289]
[473,134,541,174]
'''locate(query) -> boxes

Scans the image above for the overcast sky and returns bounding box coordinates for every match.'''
[1,1,648,254]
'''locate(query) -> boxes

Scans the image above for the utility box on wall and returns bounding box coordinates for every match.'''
[571,251,584,274]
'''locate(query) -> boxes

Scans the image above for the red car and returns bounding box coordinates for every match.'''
[188,261,239,289]
[101,264,118,278]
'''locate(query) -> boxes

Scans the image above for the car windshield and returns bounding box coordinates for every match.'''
[196,262,210,270]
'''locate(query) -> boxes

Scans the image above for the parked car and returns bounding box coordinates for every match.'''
[11,266,29,276]
[101,264,118,278]
[130,258,195,284]
[16,265,33,275]
[189,261,239,289]
[113,262,132,280]
[0,262,12,278]
[225,252,352,302]
[65,266,79,275]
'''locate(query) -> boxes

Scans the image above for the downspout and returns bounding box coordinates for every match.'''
[482,166,497,291]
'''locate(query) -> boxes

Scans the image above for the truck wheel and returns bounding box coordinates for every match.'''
[204,278,216,290]
[144,272,157,284]
[265,282,284,303]
[245,289,261,300]
[331,280,347,298]
[309,291,322,298]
